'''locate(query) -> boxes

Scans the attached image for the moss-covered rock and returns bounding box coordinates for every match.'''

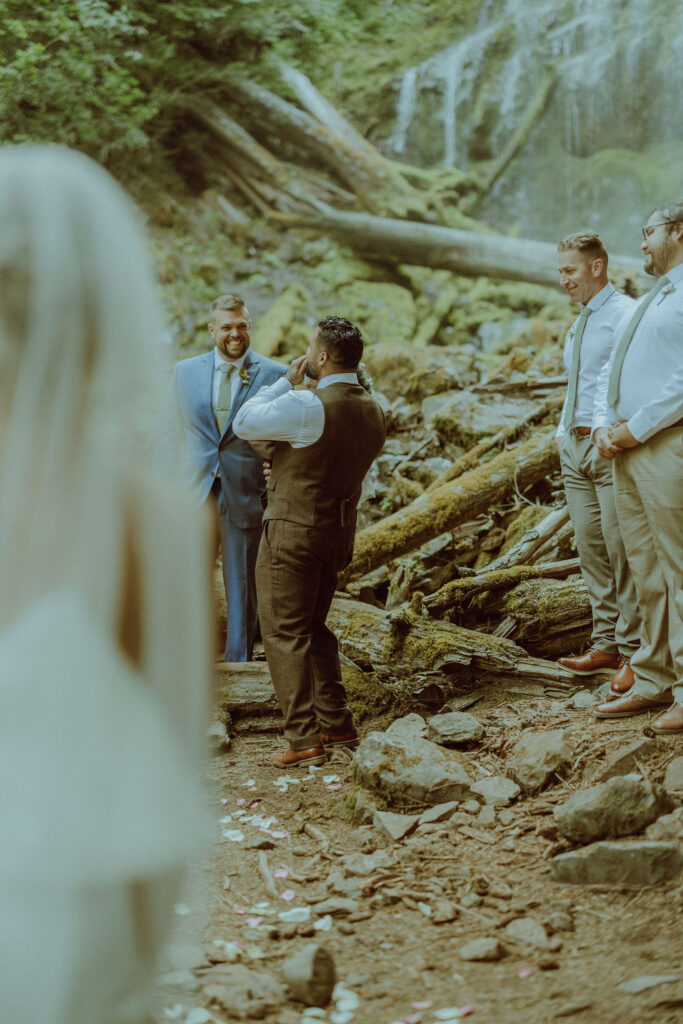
[334,281,417,347]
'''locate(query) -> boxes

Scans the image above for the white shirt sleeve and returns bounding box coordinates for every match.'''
[626,369,683,442]
[232,378,325,447]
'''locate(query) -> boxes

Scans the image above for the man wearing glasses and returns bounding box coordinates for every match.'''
[592,202,683,734]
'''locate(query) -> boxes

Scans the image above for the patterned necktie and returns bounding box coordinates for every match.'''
[563,306,593,430]
[215,362,235,434]
[607,275,670,407]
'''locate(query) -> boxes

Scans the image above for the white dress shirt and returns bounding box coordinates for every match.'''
[233,372,360,447]
[556,284,635,438]
[593,262,683,442]
[212,347,247,413]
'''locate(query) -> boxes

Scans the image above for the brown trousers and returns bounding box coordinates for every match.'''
[256,519,356,749]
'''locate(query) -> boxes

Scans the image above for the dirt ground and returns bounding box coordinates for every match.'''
[154,691,683,1024]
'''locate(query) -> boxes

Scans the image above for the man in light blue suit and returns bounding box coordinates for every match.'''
[163,293,286,661]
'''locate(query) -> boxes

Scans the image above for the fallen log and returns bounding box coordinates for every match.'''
[327,596,575,691]
[483,576,592,658]
[482,506,570,572]
[272,205,644,289]
[341,429,559,583]
[423,557,580,617]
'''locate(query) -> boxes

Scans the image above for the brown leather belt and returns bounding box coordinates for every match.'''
[672,417,683,428]
[570,426,592,436]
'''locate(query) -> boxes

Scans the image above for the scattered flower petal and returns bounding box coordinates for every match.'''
[326,783,343,791]
[173,903,191,916]
[244,779,256,787]
[280,889,297,901]
[269,830,288,839]
[222,876,231,891]
[330,1013,353,1024]
[185,1010,213,1024]
[220,798,229,805]
[246,917,264,928]
[518,967,534,979]
[233,905,247,915]
[222,829,245,842]
[245,944,265,959]
[236,798,246,806]
[323,775,340,785]
[435,1010,463,1020]
[163,1007,184,1020]
[410,1003,433,1011]
[417,901,432,917]
[314,914,334,931]
[274,867,289,879]
[460,1007,474,1017]
[249,800,260,808]
[218,815,232,824]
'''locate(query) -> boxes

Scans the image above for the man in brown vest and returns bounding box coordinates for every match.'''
[233,316,386,767]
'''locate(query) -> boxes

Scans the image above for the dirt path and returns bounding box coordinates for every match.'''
[154,694,683,1024]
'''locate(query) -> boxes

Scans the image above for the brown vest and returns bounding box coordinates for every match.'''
[264,383,385,529]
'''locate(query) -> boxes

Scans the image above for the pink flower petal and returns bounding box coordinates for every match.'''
[280,889,296,901]
[518,967,534,978]
[220,798,229,805]
[233,906,247,915]
[460,1007,475,1017]
[269,830,288,839]
[246,917,263,927]
[236,799,246,806]
[403,1015,421,1024]
[249,801,260,809]
[273,868,289,879]
[410,1003,433,1010]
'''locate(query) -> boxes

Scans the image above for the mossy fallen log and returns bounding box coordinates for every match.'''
[424,557,580,616]
[327,596,575,691]
[341,430,559,583]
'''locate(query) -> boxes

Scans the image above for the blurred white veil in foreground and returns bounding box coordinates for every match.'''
[0,145,211,1023]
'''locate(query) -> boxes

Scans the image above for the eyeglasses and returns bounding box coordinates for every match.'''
[641,220,676,240]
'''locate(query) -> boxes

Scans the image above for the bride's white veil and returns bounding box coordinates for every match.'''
[0,145,210,766]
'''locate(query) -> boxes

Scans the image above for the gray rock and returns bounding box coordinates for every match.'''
[351,790,377,827]
[615,974,679,994]
[462,799,481,814]
[432,898,458,924]
[664,755,683,793]
[554,775,673,844]
[477,805,496,827]
[645,807,683,842]
[309,897,360,917]
[418,801,460,826]
[325,870,363,899]
[338,850,393,877]
[204,964,286,1017]
[460,892,483,908]
[594,738,657,782]
[421,389,540,443]
[353,730,474,808]
[488,882,513,900]
[471,776,520,806]
[504,917,549,949]
[427,712,484,746]
[551,841,683,886]
[508,730,575,794]
[458,937,504,961]
[385,713,428,741]
[546,912,574,934]
[373,809,420,842]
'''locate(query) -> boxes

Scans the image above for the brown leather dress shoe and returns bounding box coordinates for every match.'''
[320,729,359,749]
[608,656,635,700]
[594,691,672,719]
[558,647,621,676]
[649,702,683,735]
[271,746,328,768]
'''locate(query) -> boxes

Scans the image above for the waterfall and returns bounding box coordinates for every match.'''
[382,0,683,249]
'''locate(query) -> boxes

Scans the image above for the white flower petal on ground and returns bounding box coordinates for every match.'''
[278,906,311,922]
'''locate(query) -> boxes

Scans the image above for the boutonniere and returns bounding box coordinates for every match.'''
[657,284,676,305]
[239,366,250,384]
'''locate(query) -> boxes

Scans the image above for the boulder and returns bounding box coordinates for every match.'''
[645,807,683,842]
[427,712,485,746]
[281,944,335,1007]
[554,775,673,844]
[385,713,428,741]
[471,776,520,806]
[353,730,475,809]
[551,841,683,886]
[508,730,575,794]
[421,389,540,446]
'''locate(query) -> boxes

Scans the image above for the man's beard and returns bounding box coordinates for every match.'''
[645,238,675,277]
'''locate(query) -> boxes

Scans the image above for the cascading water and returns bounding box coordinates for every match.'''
[383,0,683,251]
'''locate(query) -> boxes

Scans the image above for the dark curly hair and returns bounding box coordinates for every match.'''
[316,315,364,369]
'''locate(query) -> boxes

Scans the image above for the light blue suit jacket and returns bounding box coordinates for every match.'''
[164,348,286,528]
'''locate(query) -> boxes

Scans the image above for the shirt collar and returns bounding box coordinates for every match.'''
[214,347,247,371]
[663,262,683,285]
[585,282,616,312]
[317,372,359,390]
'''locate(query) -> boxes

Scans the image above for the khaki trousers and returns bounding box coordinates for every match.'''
[255,519,356,750]
[558,433,640,655]
[613,427,683,703]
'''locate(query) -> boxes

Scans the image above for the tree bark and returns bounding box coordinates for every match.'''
[327,596,575,691]
[341,430,560,583]
[482,506,570,572]
[423,557,581,616]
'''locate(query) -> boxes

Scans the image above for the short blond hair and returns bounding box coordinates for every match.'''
[557,232,608,267]
[210,293,247,318]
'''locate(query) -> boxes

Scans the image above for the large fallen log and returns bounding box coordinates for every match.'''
[327,596,575,692]
[423,557,580,617]
[273,205,644,289]
[341,430,560,583]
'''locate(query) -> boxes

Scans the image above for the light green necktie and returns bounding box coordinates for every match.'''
[607,275,670,407]
[215,362,235,434]
[563,306,593,430]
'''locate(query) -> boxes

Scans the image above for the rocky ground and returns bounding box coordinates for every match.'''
[152,683,683,1024]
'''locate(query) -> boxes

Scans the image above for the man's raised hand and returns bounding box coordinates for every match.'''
[593,426,623,459]
[286,354,308,386]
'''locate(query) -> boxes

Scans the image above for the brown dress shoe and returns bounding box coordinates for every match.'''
[320,729,359,749]
[558,647,621,676]
[594,691,672,719]
[649,702,683,735]
[609,656,635,699]
[271,746,328,768]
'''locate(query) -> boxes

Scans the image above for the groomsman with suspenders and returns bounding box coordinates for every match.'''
[592,202,683,733]
[554,233,640,698]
